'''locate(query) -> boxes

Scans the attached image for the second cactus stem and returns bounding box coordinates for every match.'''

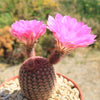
[49,49,63,65]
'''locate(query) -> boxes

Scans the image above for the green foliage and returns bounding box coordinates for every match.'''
[35,30,55,58]
[76,0,100,21]
[0,0,58,28]
[0,13,13,28]
[60,0,100,21]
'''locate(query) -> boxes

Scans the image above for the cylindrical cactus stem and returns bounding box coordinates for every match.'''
[19,56,56,100]
[49,49,63,65]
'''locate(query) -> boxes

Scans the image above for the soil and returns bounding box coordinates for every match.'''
[0,48,100,100]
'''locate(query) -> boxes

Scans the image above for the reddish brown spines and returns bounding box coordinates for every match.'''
[49,49,63,65]
[19,57,56,100]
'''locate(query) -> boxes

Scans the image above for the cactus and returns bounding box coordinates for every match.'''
[11,14,96,100]
[19,46,64,100]
[19,56,56,100]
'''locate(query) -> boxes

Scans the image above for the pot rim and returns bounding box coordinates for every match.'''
[0,73,83,100]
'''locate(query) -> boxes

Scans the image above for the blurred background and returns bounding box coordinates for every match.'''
[0,0,100,100]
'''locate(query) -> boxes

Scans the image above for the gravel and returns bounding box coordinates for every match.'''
[0,75,80,100]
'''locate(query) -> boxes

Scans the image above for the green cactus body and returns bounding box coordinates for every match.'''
[19,56,56,100]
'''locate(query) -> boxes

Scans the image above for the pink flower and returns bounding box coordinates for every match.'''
[11,20,46,45]
[47,14,96,49]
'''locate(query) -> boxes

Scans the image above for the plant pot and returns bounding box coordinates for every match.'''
[0,73,83,100]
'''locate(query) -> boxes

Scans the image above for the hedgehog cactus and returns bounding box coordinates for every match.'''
[11,14,96,100]
[19,57,56,100]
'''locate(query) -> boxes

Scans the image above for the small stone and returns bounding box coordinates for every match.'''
[8,98,13,100]
[0,97,4,100]
[23,98,28,100]
[17,94,23,100]
[10,92,17,98]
